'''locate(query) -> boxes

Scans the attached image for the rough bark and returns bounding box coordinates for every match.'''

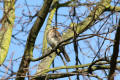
[16,0,53,80]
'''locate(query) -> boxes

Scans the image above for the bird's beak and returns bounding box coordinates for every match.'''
[55,27,59,29]
[53,27,59,30]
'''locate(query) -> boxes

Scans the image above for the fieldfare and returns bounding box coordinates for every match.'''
[46,27,70,62]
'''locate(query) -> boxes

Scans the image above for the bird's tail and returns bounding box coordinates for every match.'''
[62,49,70,62]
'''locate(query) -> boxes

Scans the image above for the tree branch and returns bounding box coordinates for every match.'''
[108,19,120,80]
[16,0,53,80]
[0,0,15,65]
[33,60,120,80]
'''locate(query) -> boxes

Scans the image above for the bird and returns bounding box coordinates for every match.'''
[46,27,70,62]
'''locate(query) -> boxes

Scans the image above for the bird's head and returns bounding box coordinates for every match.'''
[48,27,59,31]
[53,27,59,30]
